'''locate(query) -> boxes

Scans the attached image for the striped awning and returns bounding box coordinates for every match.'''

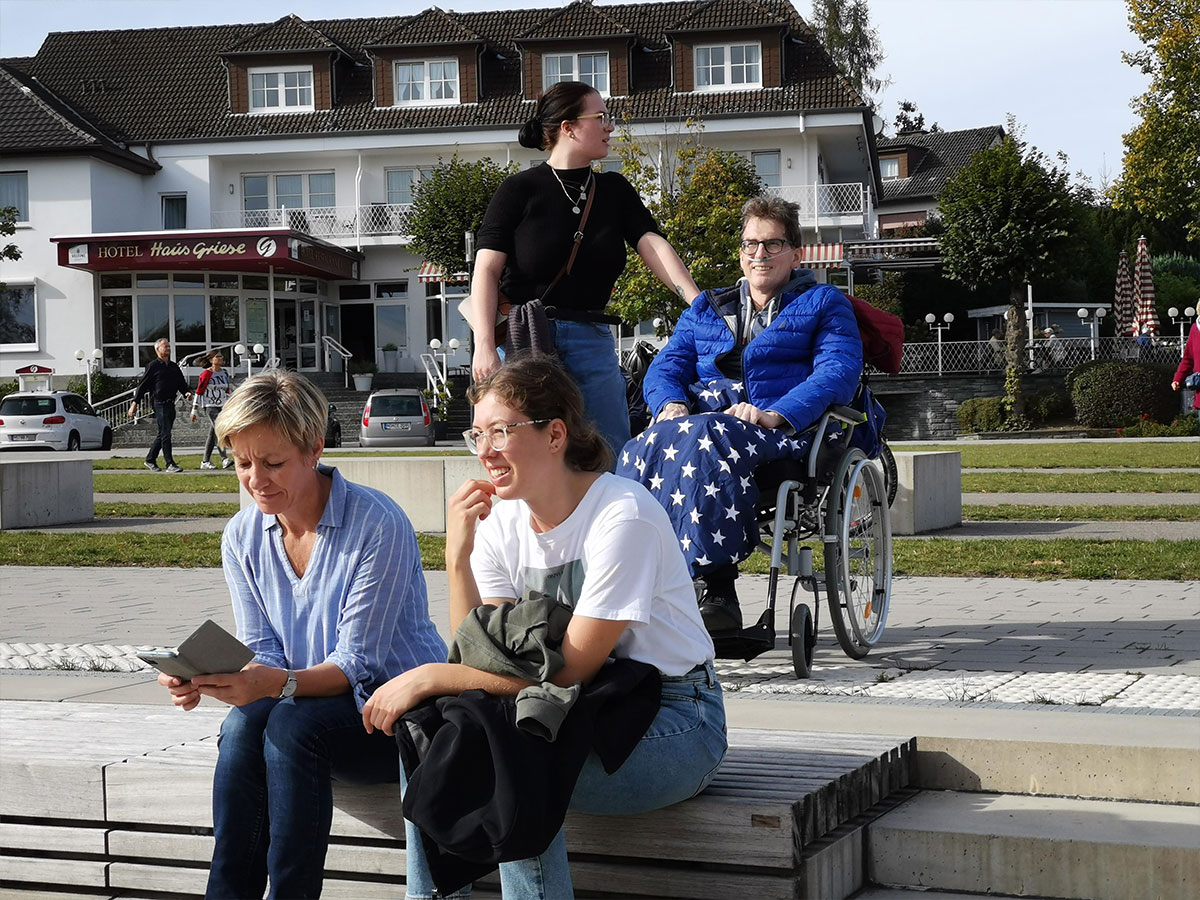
[416,262,470,284]
[797,243,843,267]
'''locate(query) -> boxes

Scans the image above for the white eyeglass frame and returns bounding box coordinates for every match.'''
[463,419,553,453]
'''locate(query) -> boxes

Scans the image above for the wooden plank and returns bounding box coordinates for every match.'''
[0,888,116,900]
[0,821,107,854]
[0,759,106,819]
[568,858,798,900]
[108,861,208,894]
[108,829,212,863]
[0,856,108,888]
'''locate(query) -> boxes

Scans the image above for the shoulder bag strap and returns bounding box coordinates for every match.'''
[540,180,596,302]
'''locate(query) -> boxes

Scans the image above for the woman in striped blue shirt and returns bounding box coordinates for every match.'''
[157,371,446,900]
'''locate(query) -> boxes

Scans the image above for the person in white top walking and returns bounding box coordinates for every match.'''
[191,351,234,469]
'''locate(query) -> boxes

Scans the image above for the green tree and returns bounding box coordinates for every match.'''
[0,206,21,292]
[809,0,890,107]
[892,99,939,134]
[1112,0,1200,248]
[609,122,762,329]
[938,123,1075,421]
[406,155,516,276]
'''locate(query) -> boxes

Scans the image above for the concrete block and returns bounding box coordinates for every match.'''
[890,451,961,535]
[0,458,93,529]
[868,790,1200,900]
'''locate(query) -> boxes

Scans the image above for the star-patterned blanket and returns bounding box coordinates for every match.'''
[616,378,817,577]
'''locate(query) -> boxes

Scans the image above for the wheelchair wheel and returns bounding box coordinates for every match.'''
[789,602,815,679]
[879,440,898,508]
[824,452,893,659]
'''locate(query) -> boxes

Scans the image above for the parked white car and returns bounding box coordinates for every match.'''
[0,391,113,451]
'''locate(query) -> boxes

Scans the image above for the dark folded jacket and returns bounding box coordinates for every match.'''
[396,658,661,895]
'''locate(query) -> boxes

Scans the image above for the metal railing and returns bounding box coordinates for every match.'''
[768,183,869,230]
[322,336,354,389]
[210,204,412,239]
[420,353,451,413]
[887,336,1185,376]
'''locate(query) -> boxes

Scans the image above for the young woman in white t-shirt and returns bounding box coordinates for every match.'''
[363,354,727,900]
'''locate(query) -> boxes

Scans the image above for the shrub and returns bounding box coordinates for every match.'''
[1026,389,1071,425]
[0,380,18,400]
[1118,414,1200,438]
[64,372,135,402]
[956,396,1007,432]
[1069,361,1178,427]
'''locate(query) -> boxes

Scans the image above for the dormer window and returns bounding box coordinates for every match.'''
[394,59,460,105]
[543,52,610,94]
[249,65,314,113]
[694,42,761,91]
[880,157,901,179]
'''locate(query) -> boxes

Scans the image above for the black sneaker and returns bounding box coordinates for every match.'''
[698,583,743,634]
[143,461,162,472]
[165,463,184,474]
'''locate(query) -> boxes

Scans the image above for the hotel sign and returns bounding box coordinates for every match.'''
[54,230,359,280]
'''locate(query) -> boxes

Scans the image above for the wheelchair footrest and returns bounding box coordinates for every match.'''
[711,609,775,662]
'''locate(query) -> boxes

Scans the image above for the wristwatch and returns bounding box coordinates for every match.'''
[279,669,298,699]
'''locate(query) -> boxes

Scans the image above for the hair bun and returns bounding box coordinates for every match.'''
[517,117,544,150]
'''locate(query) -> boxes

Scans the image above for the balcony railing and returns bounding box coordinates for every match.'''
[767,183,870,231]
[885,336,1185,377]
[211,204,412,239]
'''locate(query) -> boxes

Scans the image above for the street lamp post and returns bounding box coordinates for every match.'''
[925,312,954,376]
[1167,306,1197,357]
[234,343,265,379]
[1076,307,1107,361]
[74,349,103,404]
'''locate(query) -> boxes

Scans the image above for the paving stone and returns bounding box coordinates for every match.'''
[984,672,1140,705]
[1103,675,1200,710]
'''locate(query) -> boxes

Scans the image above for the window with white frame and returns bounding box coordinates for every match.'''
[0,171,29,222]
[879,157,901,179]
[751,151,781,188]
[394,59,459,105]
[161,194,187,229]
[241,172,335,226]
[248,65,314,113]
[385,168,431,205]
[0,283,37,350]
[694,42,761,91]
[543,52,609,94]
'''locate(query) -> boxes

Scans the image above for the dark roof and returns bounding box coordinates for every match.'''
[3,0,866,145]
[518,1,634,41]
[0,63,159,172]
[371,8,484,48]
[876,125,1005,203]
[220,14,356,58]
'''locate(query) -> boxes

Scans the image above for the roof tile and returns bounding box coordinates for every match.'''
[877,126,1005,202]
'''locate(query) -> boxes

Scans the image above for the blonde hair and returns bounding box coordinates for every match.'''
[215,371,327,452]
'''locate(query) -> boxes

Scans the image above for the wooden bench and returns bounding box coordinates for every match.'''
[0,701,915,899]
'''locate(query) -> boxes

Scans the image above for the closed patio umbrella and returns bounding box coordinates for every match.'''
[1131,235,1160,336]
[1113,249,1134,336]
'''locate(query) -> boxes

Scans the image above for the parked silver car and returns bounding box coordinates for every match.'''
[359,388,434,447]
[0,391,113,451]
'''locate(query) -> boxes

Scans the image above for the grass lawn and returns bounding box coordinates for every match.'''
[2,533,1195,580]
[891,441,1199,469]
[963,504,1200,522]
[94,473,237,493]
[962,471,1198,493]
[93,449,472,470]
[95,502,239,518]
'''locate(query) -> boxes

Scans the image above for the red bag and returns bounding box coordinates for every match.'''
[849,296,904,374]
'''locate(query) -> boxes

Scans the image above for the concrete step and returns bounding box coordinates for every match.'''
[867,789,1200,900]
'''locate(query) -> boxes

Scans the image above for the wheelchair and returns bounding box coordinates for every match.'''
[710,389,894,679]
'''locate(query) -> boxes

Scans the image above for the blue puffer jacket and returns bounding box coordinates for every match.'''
[643,272,863,432]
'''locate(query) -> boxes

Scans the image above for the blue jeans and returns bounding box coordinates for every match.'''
[550,320,631,466]
[403,662,727,900]
[207,694,400,900]
[147,399,177,466]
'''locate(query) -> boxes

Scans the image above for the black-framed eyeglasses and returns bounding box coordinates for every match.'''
[462,419,553,453]
[739,238,791,255]
[574,112,614,127]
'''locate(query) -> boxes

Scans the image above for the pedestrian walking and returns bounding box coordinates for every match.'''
[1171,320,1200,417]
[128,338,189,472]
[190,351,234,469]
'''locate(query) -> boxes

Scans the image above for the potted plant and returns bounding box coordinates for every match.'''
[351,360,377,392]
[381,342,399,373]
[422,385,452,440]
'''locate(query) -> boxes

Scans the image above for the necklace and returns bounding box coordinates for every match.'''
[550,167,593,215]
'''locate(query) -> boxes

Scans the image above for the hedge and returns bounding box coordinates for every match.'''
[1069,361,1178,427]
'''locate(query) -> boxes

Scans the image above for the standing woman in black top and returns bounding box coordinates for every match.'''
[471,81,699,459]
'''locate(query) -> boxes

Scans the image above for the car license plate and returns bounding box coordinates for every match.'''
[10,434,34,441]
[382,422,411,431]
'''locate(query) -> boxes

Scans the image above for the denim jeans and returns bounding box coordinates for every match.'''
[403,662,727,900]
[202,406,227,462]
[550,319,631,466]
[147,399,177,466]
[206,694,401,900]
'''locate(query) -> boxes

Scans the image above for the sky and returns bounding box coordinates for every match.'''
[0,0,1148,188]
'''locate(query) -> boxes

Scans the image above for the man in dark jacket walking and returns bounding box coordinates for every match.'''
[128,338,189,472]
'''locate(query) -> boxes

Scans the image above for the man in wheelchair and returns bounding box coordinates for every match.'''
[616,196,863,635]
